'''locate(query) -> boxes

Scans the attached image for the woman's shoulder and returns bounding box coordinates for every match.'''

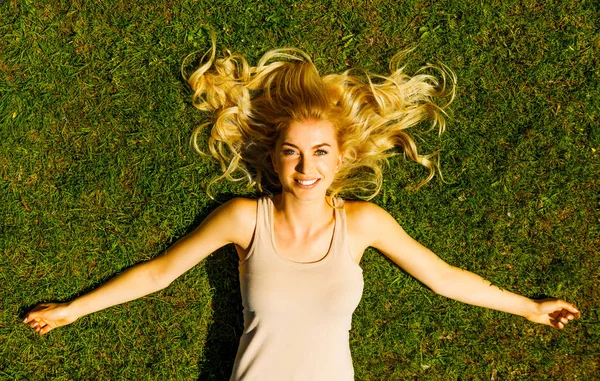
[220,197,258,219]
[343,200,405,255]
[343,199,388,219]
[213,197,258,249]
[344,201,398,235]
[208,197,258,233]
[342,200,398,256]
[344,200,394,233]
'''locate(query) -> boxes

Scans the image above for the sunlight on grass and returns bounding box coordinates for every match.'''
[1,0,598,379]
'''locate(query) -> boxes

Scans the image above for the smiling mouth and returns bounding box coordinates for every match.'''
[295,179,319,186]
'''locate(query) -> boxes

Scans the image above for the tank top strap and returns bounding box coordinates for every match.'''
[239,196,271,265]
[331,196,349,256]
[255,196,272,245]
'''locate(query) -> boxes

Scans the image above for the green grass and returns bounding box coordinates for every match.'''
[1,0,599,379]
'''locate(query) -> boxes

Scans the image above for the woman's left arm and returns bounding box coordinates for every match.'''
[361,203,580,329]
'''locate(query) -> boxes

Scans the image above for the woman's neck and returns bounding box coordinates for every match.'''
[272,192,334,234]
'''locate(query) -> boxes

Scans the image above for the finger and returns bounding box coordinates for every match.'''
[24,305,47,323]
[559,316,568,324]
[34,320,47,331]
[560,310,568,317]
[557,300,580,317]
[561,310,575,320]
[23,312,36,324]
[558,311,568,323]
[548,317,563,329]
[551,317,564,329]
[30,318,46,330]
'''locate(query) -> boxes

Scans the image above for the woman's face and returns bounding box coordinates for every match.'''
[271,119,343,200]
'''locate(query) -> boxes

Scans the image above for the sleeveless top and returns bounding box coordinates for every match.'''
[230,196,365,381]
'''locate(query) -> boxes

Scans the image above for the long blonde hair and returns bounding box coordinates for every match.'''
[185,33,455,200]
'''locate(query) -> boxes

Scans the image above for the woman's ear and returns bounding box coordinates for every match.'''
[336,152,344,172]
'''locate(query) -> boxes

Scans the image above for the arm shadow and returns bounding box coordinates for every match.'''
[193,193,245,380]
[196,244,243,381]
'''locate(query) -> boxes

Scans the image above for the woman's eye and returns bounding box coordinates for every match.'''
[282,149,296,155]
[315,149,328,156]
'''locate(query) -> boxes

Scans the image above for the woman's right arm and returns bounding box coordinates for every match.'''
[23,198,257,335]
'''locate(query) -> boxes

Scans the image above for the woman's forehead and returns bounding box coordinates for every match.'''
[279,119,337,147]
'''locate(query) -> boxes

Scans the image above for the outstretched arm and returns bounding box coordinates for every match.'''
[361,203,580,328]
[23,198,256,335]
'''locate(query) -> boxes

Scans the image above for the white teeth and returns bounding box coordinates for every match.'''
[297,179,318,185]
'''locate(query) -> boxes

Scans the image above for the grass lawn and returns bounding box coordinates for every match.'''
[1,0,598,379]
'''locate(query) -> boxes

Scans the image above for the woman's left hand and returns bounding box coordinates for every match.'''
[525,299,580,329]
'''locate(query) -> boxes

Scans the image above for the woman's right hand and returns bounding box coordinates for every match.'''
[23,303,78,335]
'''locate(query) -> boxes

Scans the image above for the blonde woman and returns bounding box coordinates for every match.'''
[23,37,580,381]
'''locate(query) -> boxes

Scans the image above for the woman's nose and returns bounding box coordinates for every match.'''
[295,155,313,174]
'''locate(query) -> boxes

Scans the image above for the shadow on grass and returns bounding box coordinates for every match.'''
[193,194,245,381]
[196,245,243,381]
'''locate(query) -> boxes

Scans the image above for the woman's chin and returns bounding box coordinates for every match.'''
[281,187,327,201]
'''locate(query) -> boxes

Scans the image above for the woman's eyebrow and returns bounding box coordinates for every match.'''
[281,142,332,149]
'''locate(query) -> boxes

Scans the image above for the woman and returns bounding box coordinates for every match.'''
[23,36,580,380]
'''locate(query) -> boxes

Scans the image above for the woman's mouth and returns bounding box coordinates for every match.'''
[295,178,320,188]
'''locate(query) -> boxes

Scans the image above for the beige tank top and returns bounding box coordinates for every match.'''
[230,196,364,381]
